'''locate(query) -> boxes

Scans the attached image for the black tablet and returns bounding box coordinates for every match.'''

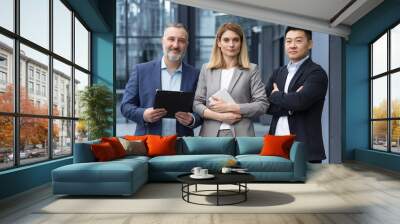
[153,90,194,118]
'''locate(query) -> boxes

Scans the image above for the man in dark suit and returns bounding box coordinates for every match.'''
[120,23,201,136]
[266,27,328,163]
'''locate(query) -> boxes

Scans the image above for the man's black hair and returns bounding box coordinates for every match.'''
[285,27,312,40]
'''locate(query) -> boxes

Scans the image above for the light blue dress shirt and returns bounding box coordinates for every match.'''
[161,57,182,136]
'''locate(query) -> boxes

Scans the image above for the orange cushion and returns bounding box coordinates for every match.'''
[101,137,127,158]
[124,135,148,142]
[146,135,177,157]
[91,142,117,161]
[259,135,296,159]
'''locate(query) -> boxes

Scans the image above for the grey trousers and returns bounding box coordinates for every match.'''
[217,129,233,137]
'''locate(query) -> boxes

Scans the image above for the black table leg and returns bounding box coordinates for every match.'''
[217,184,219,206]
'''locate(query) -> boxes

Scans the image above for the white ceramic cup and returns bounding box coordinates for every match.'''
[221,167,232,174]
[191,167,202,176]
[200,169,208,176]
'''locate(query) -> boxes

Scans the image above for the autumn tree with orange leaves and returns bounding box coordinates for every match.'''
[0,84,59,151]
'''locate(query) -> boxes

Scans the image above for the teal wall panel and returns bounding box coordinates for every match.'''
[92,33,114,87]
[0,158,72,199]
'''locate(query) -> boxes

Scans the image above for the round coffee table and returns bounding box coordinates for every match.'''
[177,172,255,206]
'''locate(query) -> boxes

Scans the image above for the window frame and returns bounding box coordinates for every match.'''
[0,0,92,171]
[370,20,400,154]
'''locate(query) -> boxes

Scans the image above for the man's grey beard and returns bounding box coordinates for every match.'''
[165,49,185,62]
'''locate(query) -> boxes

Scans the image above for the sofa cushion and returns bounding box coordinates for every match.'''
[91,142,118,161]
[148,154,235,172]
[101,137,127,158]
[118,138,147,156]
[147,135,177,157]
[236,155,293,172]
[236,137,263,155]
[52,160,146,183]
[260,135,295,159]
[181,137,235,155]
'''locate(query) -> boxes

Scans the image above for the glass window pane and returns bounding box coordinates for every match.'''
[116,0,126,36]
[53,119,72,158]
[372,121,388,151]
[0,116,13,170]
[391,72,400,118]
[53,59,72,117]
[372,33,387,76]
[75,120,88,143]
[116,38,127,89]
[391,120,400,153]
[74,69,89,118]
[20,44,49,115]
[0,0,14,31]
[75,18,89,70]
[372,77,387,119]
[53,0,72,60]
[391,24,400,70]
[127,0,178,36]
[195,38,214,68]
[20,0,49,49]
[128,37,162,74]
[0,35,14,112]
[20,117,49,165]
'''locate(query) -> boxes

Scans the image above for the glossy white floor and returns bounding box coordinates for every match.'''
[1,162,400,224]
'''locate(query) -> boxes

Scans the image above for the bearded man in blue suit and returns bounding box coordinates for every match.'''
[121,23,201,136]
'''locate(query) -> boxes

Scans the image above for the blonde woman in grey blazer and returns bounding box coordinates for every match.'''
[193,23,268,137]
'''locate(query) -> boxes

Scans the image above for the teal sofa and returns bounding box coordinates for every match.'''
[52,137,306,196]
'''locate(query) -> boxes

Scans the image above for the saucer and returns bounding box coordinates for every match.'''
[190,174,215,179]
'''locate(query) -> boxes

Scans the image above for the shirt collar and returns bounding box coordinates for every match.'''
[287,55,309,70]
[161,56,182,73]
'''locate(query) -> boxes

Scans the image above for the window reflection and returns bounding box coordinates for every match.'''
[0,116,13,169]
[20,117,49,165]
[0,0,14,31]
[0,34,14,113]
[20,0,49,49]
[74,69,89,118]
[372,33,387,76]
[53,119,72,157]
[391,24,400,70]
[372,77,387,119]
[53,59,72,117]
[372,121,388,151]
[391,120,400,153]
[20,44,49,115]
[53,0,72,60]
[75,18,89,70]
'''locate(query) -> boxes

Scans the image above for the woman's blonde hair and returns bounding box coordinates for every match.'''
[207,23,250,70]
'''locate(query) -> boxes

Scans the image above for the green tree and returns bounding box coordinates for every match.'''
[79,84,113,140]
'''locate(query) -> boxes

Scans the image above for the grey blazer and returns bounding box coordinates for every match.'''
[193,63,269,137]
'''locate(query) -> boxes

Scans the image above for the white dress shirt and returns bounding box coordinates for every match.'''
[218,67,235,130]
[274,56,309,136]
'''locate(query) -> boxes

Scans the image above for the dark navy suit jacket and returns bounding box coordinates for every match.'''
[120,58,202,136]
[266,58,328,161]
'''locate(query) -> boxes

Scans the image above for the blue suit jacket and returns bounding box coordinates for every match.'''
[120,58,202,136]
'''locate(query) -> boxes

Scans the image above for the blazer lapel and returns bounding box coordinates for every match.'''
[279,67,289,90]
[227,68,242,93]
[180,63,189,92]
[152,59,162,91]
[211,69,222,94]
[288,58,311,91]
